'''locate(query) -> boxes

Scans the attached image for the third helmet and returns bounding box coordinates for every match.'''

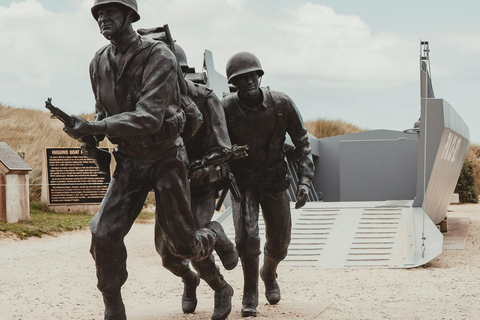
[226,52,264,83]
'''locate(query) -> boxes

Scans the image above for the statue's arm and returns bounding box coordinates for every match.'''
[284,95,315,186]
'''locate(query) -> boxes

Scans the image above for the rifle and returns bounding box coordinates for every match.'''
[216,171,242,211]
[188,144,248,211]
[45,98,111,174]
[188,144,248,174]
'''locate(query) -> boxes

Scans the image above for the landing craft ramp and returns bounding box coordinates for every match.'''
[216,201,442,268]
[210,41,469,268]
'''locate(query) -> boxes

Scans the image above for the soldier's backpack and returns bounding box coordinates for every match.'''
[137,26,203,140]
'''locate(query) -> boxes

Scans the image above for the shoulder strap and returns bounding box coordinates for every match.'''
[265,89,286,167]
[224,94,246,146]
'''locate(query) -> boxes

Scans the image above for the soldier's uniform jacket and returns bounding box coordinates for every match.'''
[90,32,184,155]
[222,88,314,192]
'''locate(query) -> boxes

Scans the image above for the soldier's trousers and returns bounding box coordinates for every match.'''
[89,146,215,294]
[232,186,291,262]
[155,182,221,282]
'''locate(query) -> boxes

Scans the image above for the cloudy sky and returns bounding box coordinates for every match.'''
[1,0,480,143]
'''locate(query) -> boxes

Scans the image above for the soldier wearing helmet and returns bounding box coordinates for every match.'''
[63,2,237,319]
[222,52,314,317]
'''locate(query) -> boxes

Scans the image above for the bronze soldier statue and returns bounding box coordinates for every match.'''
[153,43,235,320]
[62,1,237,319]
[222,52,314,317]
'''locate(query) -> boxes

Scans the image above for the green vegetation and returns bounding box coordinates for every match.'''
[0,202,91,239]
[0,202,155,239]
[455,159,479,203]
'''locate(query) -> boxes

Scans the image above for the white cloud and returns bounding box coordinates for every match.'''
[266,2,417,87]
[134,1,418,89]
[0,0,422,112]
[0,0,52,18]
[0,0,418,94]
[0,0,102,87]
[226,0,247,11]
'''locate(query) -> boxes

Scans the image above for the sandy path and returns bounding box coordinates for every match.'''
[1,204,480,320]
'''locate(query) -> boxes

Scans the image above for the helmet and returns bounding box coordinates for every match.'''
[91,0,140,22]
[226,52,264,83]
[174,43,189,71]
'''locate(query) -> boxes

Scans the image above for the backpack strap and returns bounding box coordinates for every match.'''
[265,89,286,168]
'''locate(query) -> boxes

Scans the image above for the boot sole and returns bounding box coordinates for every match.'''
[241,307,257,317]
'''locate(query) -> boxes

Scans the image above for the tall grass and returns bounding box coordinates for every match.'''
[305,117,366,139]
[0,104,113,200]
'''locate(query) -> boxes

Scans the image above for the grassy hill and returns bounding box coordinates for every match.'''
[1,104,478,201]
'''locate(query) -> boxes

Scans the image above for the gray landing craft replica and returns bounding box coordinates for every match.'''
[204,41,469,269]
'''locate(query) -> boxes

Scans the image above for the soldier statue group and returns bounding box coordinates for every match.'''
[61,1,314,319]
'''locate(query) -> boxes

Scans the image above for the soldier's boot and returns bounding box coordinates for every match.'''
[182,271,200,314]
[260,254,281,305]
[206,274,234,320]
[240,257,259,317]
[103,291,126,320]
[205,221,238,270]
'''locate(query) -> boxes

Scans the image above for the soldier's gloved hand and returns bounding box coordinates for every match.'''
[295,184,309,209]
[63,115,93,140]
[80,143,98,159]
[189,166,215,180]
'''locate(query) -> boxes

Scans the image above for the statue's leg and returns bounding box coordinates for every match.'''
[232,186,262,317]
[154,221,199,314]
[89,156,150,319]
[260,190,291,305]
[190,184,233,320]
[240,257,259,317]
[190,183,217,228]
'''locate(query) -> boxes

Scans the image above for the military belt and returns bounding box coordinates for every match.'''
[236,161,288,185]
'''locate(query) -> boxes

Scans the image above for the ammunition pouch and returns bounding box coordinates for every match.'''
[190,163,228,187]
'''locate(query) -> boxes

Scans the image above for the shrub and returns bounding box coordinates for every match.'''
[455,159,479,203]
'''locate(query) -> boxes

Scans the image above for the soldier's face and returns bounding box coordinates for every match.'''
[232,71,260,98]
[96,5,126,39]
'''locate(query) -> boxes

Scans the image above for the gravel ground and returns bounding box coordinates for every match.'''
[1,203,480,320]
